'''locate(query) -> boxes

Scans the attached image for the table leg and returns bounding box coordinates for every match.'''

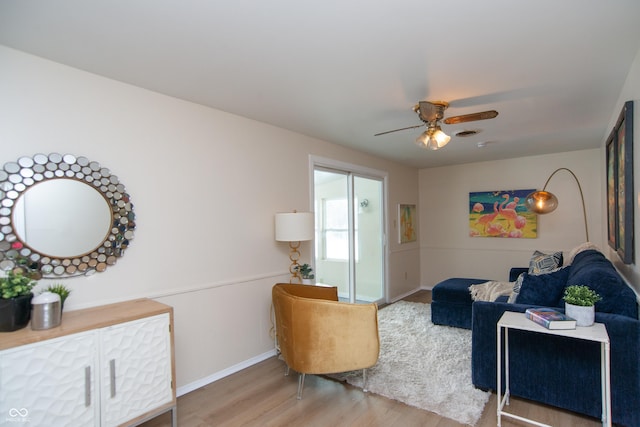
[601,342,611,427]
[505,327,509,405]
[497,323,501,427]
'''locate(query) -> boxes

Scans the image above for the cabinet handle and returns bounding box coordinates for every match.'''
[110,359,116,398]
[84,366,91,407]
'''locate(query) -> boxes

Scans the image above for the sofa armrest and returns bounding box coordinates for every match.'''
[471,300,640,426]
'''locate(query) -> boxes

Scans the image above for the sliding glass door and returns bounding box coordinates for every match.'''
[313,165,385,303]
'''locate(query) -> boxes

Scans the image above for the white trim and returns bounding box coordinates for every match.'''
[62,271,289,311]
[176,349,277,397]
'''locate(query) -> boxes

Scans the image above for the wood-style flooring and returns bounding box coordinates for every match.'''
[141,290,601,427]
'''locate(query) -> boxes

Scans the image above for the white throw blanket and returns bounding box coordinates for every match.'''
[469,280,513,302]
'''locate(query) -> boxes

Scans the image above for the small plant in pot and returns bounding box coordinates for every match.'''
[0,271,38,332]
[563,285,601,327]
[295,264,315,284]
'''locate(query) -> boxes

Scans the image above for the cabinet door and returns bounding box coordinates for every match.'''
[99,313,173,427]
[0,331,99,427]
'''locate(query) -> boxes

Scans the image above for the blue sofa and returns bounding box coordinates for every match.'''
[471,249,640,427]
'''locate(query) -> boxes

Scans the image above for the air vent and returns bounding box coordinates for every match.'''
[455,130,479,137]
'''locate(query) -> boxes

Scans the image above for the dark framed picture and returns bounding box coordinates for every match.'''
[606,100,634,264]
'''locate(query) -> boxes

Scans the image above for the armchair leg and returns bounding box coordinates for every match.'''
[285,365,290,376]
[362,369,368,393]
[297,373,306,400]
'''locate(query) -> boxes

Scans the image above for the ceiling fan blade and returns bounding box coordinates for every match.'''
[374,124,424,136]
[443,110,498,125]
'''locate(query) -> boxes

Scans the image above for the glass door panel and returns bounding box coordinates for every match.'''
[354,176,384,302]
[314,168,385,303]
[314,170,350,299]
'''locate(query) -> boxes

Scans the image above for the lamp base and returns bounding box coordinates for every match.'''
[288,241,302,284]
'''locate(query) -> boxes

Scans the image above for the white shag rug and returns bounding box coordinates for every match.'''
[331,301,490,426]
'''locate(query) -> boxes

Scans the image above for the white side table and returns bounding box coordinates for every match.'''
[497,311,610,427]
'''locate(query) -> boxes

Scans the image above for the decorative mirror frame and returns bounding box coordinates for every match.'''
[0,153,135,278]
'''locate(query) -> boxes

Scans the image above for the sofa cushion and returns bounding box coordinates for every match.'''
[514,267,570,307]
[567,249,638,318]
[528,250,563,275]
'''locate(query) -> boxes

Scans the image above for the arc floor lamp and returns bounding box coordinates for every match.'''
[275,211,314,283]
[524,167,589,241]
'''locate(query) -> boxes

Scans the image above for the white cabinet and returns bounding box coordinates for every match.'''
[0,299,176,427]
[0,331,100,426]
[100,314,173,426]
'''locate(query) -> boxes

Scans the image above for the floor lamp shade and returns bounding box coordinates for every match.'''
[275,212,314,242]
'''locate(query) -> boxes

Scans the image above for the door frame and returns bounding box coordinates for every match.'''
[309,155,389,304]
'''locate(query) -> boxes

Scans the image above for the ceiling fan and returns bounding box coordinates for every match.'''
[375,101,498,150]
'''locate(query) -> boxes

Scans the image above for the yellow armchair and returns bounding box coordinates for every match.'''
[272,283,380,399]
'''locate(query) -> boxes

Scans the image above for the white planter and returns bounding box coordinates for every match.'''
[301,279,315,285]
[565,302,595,327]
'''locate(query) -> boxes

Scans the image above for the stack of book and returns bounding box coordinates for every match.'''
[525,307,576,330]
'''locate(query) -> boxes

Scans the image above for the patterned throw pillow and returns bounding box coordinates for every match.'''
[528,250,563,275]
[507,273,525,303]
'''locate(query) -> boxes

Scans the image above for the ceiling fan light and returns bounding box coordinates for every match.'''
[415,126,451,150]
[432,128,451,148]
[415,130,430,149]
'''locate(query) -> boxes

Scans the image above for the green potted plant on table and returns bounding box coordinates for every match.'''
[0,271,38,332]
[295,264,315,284]
[563,285,601,327]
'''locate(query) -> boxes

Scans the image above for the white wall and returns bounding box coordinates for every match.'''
[0,45,420,392]
[418,149,602,287]
[606,46,640,295]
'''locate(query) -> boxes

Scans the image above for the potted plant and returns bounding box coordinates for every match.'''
[563,285,601,327]
[0,271,38,332]
[44,283,72,312]
[296,264,315,284]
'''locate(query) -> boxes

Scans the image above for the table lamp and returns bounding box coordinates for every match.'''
[275,211,314,283]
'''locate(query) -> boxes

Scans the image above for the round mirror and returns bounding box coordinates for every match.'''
[0,153,136,278]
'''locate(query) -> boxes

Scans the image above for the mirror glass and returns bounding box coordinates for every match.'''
[13,180,112,257]
[0,153,135,278]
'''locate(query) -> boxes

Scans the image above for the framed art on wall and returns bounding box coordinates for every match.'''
[398,203,417,243]
[469,189,537,238]
[606,100,634,264]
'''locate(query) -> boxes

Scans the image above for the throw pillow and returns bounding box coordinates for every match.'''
[507,273,525,303]
[528,250,563,275]
[514,267,570,307]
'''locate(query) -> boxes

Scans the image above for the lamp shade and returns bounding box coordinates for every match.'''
[275,212,314,242]
[524,190,559,214]
[415,126,451,150]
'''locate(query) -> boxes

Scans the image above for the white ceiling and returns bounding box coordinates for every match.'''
[1,1,639,169]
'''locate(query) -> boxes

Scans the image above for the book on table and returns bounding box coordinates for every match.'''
[525,307,577,330]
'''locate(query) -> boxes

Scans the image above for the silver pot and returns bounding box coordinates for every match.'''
[31,292,61,330]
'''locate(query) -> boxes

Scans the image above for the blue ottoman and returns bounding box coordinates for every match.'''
[431,277,487,329]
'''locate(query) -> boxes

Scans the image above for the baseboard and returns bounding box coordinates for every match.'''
[177,349,277,397]
[390,286,423,303]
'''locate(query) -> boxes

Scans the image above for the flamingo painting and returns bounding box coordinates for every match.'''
[469,189,537,238]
